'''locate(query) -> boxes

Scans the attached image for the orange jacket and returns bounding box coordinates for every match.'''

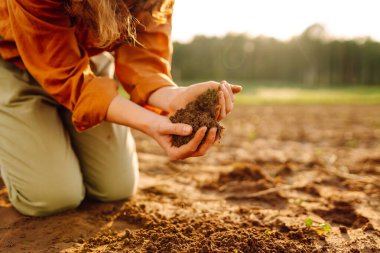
[0,0,176,131]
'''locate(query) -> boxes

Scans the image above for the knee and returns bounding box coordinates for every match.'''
[101,180,138,202]
[11,181,84,217]
[90,163,139,202]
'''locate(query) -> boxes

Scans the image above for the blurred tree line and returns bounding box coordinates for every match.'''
[172,24,380,86]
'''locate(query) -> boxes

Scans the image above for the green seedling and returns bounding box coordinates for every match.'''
[304,217,332,235]
[304,217,313,227]
[320,223,332,232]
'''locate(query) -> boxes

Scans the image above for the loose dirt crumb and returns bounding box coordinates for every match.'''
[339,226,348,234]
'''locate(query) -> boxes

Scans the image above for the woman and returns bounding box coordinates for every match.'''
[0,0,241,217]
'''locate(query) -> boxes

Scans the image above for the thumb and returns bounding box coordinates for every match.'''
[159,122,193,136]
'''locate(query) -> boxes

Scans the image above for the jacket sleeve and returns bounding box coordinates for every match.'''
[8,0,118,132]
[115,3,176,107]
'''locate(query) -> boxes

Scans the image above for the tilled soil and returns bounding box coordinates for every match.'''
[1,105,380,253]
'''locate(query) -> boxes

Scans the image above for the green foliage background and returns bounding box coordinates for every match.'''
[172,24,380,87]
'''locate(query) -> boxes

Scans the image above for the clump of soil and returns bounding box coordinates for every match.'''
[313,201,369,228]
[218,163,273,184]
[201,163,274,193]
[170,89,223,147]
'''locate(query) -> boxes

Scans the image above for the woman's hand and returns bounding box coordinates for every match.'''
[106,95,220,160]
[148,81,242,121]
[148,116,220,160]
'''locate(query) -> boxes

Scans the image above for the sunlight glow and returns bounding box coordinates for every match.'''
[172,0,380,42]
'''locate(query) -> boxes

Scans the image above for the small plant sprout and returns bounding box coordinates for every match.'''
[304,217,332,235]
[304,217,313,227]
[320,223,332,233]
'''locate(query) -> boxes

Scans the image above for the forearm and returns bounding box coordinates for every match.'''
[106,95,161,136]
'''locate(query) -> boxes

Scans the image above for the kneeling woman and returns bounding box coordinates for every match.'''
[0,0,241,216]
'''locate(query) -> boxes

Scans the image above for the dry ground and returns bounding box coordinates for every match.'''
[1,105,380,252]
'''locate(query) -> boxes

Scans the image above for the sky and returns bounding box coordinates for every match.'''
[171,0,380,42]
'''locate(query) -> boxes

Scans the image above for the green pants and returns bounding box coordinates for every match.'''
[0,57,139,217]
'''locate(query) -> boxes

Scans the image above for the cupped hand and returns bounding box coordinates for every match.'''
[168,81,242,121]
[149,116,221,160]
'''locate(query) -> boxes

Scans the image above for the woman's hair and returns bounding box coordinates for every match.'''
[64,0,173,48]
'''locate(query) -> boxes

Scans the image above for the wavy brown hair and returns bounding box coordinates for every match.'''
[64,0,173,48]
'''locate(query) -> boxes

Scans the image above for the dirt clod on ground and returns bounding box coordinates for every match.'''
[170,89,223,147]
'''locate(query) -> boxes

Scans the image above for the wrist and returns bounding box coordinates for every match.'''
[148,86,185,112]
[106,95,161,136]
[141,113,165,138]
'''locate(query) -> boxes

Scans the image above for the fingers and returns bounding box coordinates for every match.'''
[217,91,227,121]
[167,127,224,160]
[169,127,207,160]
[222,80,234,103]
[182,126,207,152]
[192,128,217,157]
[217,81,240,121]
[159,122,192,136]
[220,81,233,114]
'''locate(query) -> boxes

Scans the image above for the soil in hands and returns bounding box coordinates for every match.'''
[169,89,224,147]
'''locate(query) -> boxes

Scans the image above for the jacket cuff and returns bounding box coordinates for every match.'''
[72,76,118,132]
